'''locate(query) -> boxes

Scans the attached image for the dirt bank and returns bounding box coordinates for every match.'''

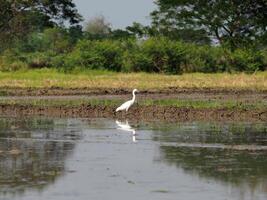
[0,104,266,122]
[0,88,266,122]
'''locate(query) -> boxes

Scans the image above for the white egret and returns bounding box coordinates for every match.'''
[116,89,138,112]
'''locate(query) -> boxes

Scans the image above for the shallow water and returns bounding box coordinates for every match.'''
[0,117,266,200]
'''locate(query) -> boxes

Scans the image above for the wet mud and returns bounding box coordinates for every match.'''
[0,104,266,122]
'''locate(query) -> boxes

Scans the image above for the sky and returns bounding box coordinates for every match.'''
[73,0,156,29]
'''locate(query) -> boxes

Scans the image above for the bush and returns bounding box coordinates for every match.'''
[62,39,125,71]
[18,28,73,54]
[185,45,229,73]
[0,60,27,72]
[0,32,266,74]
[261,49,267,70]
[24,52,54,68]
[0,50,27,71]
[0,50,28,71]
[122,38,188,74]
[229,49,265,72]
[121,40,151,72]
[141,38,188,73]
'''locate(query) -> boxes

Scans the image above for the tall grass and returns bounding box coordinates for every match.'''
[0,69,266,90]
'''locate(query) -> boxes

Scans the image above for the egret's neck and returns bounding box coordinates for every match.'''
[132,91,136,102]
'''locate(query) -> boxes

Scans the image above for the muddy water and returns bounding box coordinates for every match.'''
[0,117,266,200]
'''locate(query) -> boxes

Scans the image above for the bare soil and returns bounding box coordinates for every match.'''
[0,104,266,122]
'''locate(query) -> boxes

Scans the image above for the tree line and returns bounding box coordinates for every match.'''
[0,0,266,73]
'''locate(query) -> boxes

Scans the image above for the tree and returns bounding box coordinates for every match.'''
[110,29,133,40]
[126,22,147,38]
[0,0,82,50]
[151,0,267,49]
[84,15,111,39]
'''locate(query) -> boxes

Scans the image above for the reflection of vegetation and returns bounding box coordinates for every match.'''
[0,117,82,195]
[159,146,267,185]
[154,122,267,191]
[0,118,55,137]
[152,122,267,145]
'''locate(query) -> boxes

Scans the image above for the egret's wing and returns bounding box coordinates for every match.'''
[116,100,131,112]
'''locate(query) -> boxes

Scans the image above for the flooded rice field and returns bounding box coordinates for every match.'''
[0,116,266,200]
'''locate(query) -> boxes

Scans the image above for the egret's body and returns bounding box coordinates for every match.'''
[116,89,138,112]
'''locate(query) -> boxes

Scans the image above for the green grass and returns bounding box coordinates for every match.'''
[0,98,265,110]
[0,68,266,91]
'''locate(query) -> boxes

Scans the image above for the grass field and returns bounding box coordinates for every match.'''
[0,69,266,91]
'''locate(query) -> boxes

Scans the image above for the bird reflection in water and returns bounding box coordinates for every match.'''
[115,120,137,143]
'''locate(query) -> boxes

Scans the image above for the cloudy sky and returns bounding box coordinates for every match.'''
[73,0,156,29]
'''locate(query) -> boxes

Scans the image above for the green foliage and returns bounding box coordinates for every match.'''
[0,60,27,72]
[24,52,55,69]
[185,45,228,72]
[133,37,187,73]
[0,0,82,50]
[62,39,125,71]
[19,28,73,53]
[151,0,267,49]
[0,35,266,74]
[121,38,266,74]
[230,49,265,72]
[3,27,81,70]
[0,50,28,71]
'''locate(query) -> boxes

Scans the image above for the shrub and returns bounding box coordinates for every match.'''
[185,45,229,73]
[0,50,28,71]
[18,28,73,54]
[0,32,266,74]
[24,52,54,68]
[0,60,27,72]
[63,39,125,71]
[229,49,265,72]
[261,49,267,70]
[0,54,26,72]
[141,38,187,73]
[123,38,188,74]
